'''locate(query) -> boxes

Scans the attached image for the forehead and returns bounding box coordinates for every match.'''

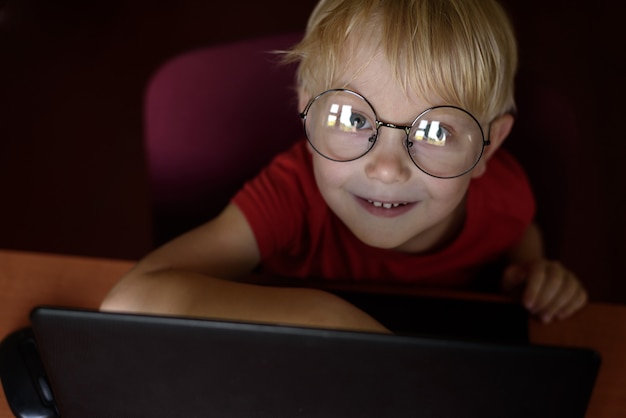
[329,45,444,121]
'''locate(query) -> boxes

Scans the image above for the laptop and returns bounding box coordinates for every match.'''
[0,296,600,418]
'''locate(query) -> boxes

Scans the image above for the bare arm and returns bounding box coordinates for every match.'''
[502,222,588,322]
[101,204,388,333]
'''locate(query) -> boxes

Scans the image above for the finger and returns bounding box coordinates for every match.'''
[555,286,589,320]
[527,262,567,316]
[539,271,580,322]
[521,262,550,311]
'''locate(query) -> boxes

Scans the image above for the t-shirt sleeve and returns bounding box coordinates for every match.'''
[466,148,536,251]
[489,149,536,224]
[231,141,316,260]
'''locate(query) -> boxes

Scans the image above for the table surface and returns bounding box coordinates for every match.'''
[0,249,624,418]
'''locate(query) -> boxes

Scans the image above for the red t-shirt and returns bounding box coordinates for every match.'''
[233,140,535,288]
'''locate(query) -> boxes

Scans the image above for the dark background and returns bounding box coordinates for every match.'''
[1,0,624,304]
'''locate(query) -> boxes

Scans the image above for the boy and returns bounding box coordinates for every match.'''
[101,0,587,332]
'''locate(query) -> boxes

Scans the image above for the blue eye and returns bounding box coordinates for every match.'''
[336,105,373,133]
[349,112,370,129]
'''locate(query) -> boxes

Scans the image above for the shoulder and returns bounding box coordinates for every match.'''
[469,148,536,222]
[443,149,535,271]
[233,140,318,204]
[231,140,326,258]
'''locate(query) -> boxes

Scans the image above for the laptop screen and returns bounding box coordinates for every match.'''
[17,305,600,418]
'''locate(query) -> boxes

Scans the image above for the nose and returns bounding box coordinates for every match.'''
[364,127,412,184]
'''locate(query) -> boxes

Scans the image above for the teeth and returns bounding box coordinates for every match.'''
[367,200,407,209]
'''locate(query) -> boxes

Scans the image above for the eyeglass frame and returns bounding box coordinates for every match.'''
[299,88,492,179]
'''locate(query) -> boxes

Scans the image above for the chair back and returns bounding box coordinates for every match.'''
[144,33,303,244]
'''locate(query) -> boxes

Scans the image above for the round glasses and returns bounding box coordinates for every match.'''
[300,89,490,179]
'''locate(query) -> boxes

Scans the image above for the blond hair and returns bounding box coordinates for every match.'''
[284,0,518,121]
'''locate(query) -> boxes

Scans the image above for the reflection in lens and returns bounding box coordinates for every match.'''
[408,107,484,178]
[326,103,340,127]
[339,105,356,132]
[306,92,377,161]
[414,120,446,146]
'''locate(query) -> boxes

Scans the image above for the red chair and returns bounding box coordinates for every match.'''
[144,33,303,245]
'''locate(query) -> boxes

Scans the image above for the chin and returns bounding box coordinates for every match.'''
[351,230,412,251]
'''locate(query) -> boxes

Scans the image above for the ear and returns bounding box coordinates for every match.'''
[471,113,515,178]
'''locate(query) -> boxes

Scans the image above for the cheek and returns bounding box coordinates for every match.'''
[311,156,354,192]
[424,177,471,207]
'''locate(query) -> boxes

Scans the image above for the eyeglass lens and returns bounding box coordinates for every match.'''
[303,90,485,178]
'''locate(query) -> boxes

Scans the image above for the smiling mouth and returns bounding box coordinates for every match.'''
[366,199,410,209]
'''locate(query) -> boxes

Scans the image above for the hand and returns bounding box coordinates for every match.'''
[501,259,588,323]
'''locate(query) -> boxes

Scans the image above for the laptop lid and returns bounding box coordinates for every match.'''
[19,305,600,418]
